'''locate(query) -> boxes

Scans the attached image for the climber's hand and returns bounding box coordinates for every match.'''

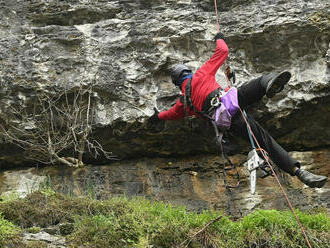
[225,66,236,85]
[214,32,225,42]
[147,107,165,132]
[148,107,160,125]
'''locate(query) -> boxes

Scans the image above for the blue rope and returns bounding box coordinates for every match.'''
[243,110,256,149]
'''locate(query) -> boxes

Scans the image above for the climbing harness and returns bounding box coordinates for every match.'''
[212,1,312,247]
[182,78,239,129]
[181,79,228,129]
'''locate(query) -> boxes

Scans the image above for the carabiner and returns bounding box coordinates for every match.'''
[210,96,220,107]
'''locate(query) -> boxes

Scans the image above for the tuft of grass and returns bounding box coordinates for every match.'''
[0,212,21,247]
[0,191,329,248]
[68,200,330,248]
[24,240,48,248]
[26,226,42,234]
[0,191,20,202]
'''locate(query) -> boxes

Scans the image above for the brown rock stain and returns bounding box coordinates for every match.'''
[190,171,226,205]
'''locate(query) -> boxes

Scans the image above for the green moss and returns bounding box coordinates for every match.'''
[0,212,21,247]
[24,240,48,248]
[26,226,41,234]
[0,191,122,228]
[0,191,20,202]
[0,192,329,248]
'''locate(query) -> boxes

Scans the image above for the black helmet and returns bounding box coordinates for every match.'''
[171,64,192,86]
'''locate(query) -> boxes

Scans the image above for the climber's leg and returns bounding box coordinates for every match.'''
[237,71,291,108]
[230,113,298,175]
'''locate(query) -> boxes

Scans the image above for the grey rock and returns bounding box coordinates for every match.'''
[0,0,329,165]
[43,226,60,236]
[23,231,66,247]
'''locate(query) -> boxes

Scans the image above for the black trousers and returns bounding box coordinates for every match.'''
[229,76,299,175]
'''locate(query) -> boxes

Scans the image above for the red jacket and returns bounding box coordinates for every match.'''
[158,39,229,120]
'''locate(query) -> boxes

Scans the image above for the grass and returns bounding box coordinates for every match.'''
[0,191,329,248]
[0,212,21,247]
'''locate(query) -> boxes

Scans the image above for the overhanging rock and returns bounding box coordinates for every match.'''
[0,0,329,165]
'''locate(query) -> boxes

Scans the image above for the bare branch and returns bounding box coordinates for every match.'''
[1,85,113,167]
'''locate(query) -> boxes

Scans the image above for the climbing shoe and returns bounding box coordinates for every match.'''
[260,71,291,98]
[295,169,328,188]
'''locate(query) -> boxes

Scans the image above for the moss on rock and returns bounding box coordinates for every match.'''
[0,213,21,247]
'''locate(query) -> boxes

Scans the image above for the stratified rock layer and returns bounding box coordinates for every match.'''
[0,149,329,216]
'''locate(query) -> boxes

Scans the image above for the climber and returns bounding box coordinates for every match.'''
[149,32,328,188]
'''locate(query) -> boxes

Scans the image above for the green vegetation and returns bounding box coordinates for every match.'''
[0,191,329,247]
[0,213,21,247]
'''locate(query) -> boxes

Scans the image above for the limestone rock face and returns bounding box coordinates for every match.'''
[1,149,329,216]
[0,1,329,163]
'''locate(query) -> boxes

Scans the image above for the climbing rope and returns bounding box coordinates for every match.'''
[213,0,232,89]
[239,108,312,248]
[212,1,312,247]
[216,140,241,216]
[213,0,220,32]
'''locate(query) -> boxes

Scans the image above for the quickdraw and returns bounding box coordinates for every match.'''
[244,110,273,194]
[247,149,273,194]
